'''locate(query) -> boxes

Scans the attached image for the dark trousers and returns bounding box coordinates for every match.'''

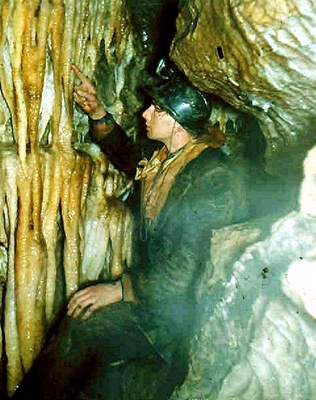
[12,302,159,400]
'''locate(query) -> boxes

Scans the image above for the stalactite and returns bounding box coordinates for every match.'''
[0,0,136,394]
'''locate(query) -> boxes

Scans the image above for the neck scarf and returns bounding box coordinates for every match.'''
[135,127,225,223]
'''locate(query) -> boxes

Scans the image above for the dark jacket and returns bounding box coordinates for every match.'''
[132,147,248,362]
[99,132,248,363]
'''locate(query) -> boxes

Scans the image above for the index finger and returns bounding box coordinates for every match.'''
[71,64,95,92]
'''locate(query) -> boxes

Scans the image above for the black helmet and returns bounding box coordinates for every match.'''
[143,60,212,135]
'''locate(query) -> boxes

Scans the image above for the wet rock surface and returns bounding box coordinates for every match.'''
[170,0,316,171]
[171,212,316,399]
[168,145,316,399]
[1,1,316,397]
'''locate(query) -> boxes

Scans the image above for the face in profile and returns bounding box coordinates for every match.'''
[142,103,177,143]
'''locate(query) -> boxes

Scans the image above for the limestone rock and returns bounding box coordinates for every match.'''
[171,0,316,162]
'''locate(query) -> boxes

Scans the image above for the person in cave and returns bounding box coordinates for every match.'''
[11,62,249,400]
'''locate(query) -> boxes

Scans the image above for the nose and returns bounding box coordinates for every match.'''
[142,104,154,120]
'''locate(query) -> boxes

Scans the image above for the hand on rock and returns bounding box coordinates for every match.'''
[67,282,122,319]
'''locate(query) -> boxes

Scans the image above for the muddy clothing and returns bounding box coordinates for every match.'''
[136,131,226,221]
[132,146,248,362]
[13,129,248,399]
[13,303,157,400]
[92,128,248,362]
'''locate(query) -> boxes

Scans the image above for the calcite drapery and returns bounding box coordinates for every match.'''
[0,0,137,395]
[0,0,316,397]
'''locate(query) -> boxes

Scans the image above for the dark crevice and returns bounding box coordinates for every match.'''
[216,45,224,60]
[125,0,180,71]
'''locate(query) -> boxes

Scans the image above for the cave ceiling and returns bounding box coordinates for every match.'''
[135,0,316,172]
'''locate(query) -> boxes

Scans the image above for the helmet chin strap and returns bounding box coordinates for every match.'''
[168,120,194,155]
[167,120,177,153]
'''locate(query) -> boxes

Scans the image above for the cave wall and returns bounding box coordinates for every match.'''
[170,0,316,174]
[170,146,316,400]
[0,0,316,397]
[0,0,139,394]
[166,2,316,398]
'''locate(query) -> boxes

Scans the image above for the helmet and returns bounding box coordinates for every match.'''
[143,71,212,136]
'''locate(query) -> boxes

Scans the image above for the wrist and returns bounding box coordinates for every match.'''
[89,112,114,125]
[88,104,108,121]
[89,112,115,141]
[118,280,123,301]
[107,280,123,302]
[121,274,136,303]
[114,280,123,303]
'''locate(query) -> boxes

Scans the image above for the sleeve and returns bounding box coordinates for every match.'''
[90,122,142,178]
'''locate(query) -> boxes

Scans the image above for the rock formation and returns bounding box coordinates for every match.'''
[0,0,315,398]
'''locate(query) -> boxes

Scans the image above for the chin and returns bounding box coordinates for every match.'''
[146,130,154,139]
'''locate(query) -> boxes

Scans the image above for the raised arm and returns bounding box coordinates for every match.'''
[72,64,108,122]
[71,65,140,177]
